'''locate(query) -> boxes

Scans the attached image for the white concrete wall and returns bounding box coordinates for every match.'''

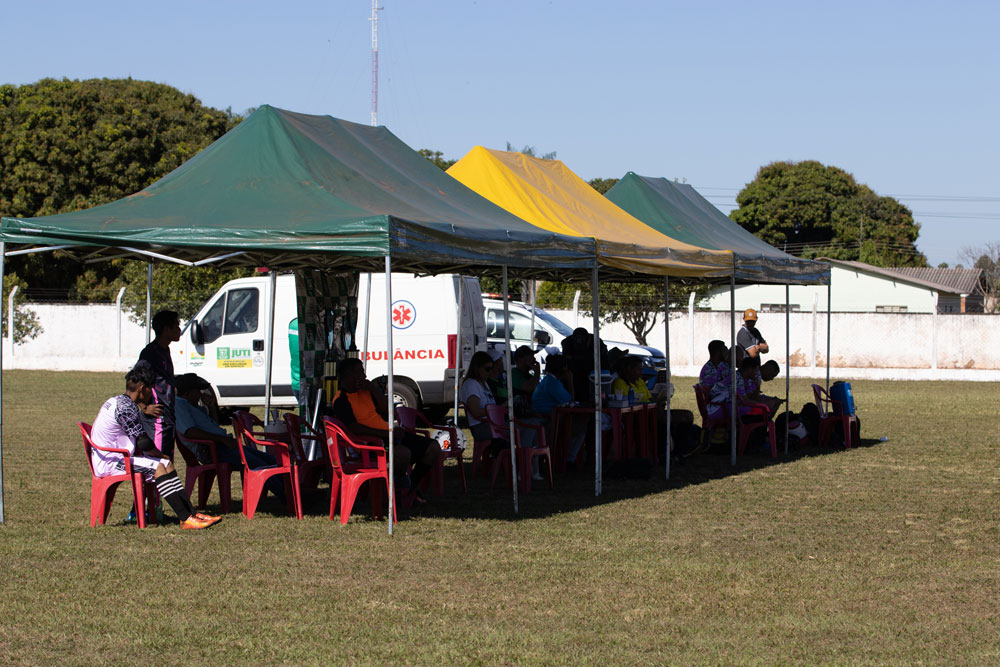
[5,302,999,380]
[3,303,149,372]
[702,264,939,313]
[548,308,1000,380]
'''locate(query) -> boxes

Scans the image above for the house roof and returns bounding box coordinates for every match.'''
[826,259,983,295]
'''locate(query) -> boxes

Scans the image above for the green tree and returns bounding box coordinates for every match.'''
[417,148,456,171]
[960,241,1000,312]
[0,77,241,290]
[2,273,43,344]
[505,142,556,160]
[731,160,927,267]
[536,280,710,346]
[588,177,619,195]
[73,260,256,324]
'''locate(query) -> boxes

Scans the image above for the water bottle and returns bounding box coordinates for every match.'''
[879,436,889,442]
[628,387,635,407]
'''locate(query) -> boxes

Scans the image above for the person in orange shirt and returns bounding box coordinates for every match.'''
[326,358,441,504]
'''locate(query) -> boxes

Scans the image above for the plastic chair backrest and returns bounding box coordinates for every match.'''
[484,404,511,441]
[812,384,832,418]
[80,421,132,477]
[175,434,202,467]
[692,385,710,421]
[322,417,351,470]
[283,412,325,463]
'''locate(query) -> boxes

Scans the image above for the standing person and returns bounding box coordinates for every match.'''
[137,309,181,458]
[737,308,769,360]
[90,364,220,529]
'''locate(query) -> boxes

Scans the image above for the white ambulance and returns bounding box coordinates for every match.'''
[174,272,486,418]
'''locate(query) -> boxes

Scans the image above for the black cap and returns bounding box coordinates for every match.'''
[175,373,210,394]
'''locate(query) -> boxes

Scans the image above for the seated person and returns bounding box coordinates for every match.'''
[90,364,220,530]
[699,340,731,389]
[532,354,587,469]
[486,348,509,405]
[459,351,497,443]
[173,373,284,501]
[755,360,785,415]
[734,357,782,418]
[326,358,441,503]
[511,345,541,400]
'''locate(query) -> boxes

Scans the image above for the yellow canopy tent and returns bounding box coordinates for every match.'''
[447,146,733,279]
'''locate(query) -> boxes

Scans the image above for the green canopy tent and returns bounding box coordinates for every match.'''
[605,173,829,285]
[0,105,608,528]
[606,173,833,462]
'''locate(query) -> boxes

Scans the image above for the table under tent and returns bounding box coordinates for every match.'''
[0,105,641,529]
[447,149,831,471]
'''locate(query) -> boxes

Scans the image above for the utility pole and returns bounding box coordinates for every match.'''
[370,0,382,126]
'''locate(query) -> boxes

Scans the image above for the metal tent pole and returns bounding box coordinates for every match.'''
[664,276,671,480]
[264,270,277,423]
[453,277,463,428]
[730,275,737,467]
[502,266,519,514]
[145,263,153,344]
[385,256,395,534]
[785,284,791,456]
[826,281,832,392]
[593,266,602,496]
[362,273,372,371]
[0,242,5,524]
[529,280,537,348]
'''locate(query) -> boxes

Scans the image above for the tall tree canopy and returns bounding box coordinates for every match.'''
[730,160,927,267]
[0,77,241,289]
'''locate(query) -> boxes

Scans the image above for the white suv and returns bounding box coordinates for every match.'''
[482,298,666,386]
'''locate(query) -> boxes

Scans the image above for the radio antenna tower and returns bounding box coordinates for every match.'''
[370,0,382,126]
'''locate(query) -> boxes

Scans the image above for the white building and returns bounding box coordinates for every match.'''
[702,259,984,314]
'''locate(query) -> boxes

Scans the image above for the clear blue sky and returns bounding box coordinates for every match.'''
[5,0,999,266]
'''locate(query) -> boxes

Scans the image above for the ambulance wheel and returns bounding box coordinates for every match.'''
[392,383,420,411]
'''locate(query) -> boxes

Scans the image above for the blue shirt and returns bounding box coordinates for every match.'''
[531,374,571,416]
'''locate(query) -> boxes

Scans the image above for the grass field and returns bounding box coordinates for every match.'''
[1,370,998,665]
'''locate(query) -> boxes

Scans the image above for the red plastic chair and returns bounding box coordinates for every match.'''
[693,384,727,432]
[485,403,553,493]
[231,416,299,520]
[322,417,396,524]
[283,412,331,490]
[812,384,859,450]
[736,395,777,459]
[395,406,466,495]
[175,432,233,513]
[79,422,157,528]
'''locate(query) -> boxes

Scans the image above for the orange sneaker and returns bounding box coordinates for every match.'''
[181,515,215,530]
[194,512,222,525]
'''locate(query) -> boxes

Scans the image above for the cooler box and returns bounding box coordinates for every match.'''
[830,381,856,416]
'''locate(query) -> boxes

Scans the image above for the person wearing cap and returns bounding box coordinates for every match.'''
[173,374,281,498]
[737,308,769,359]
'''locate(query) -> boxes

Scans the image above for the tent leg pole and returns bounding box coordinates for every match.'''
[502,267,518,514]
[730,275,737,468]
[664,276,671,480]
[362,273,372,372]
[0,241,5,524]
[529,280,537,348]
[145,263,153,344]
[385,256,395,535]
[264,270,277,422]
[453,277,463,430]
[593,266,602,497]
[785,284,790,456]
[826,281,832,392]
